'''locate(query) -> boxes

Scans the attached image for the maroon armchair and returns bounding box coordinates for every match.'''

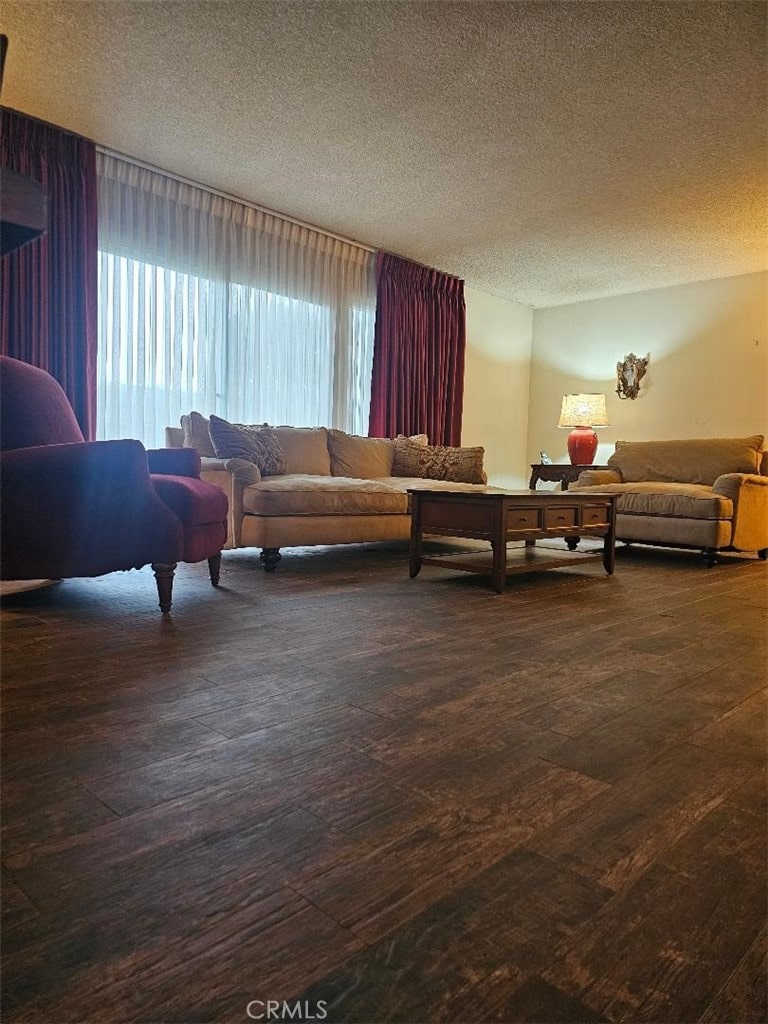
[0,355,228,612]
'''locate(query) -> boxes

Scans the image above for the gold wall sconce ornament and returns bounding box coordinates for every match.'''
[616,352,649,400]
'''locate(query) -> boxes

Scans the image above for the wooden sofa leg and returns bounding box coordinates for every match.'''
[208,553,222,586]
[152,562,177,612]
[260,548,282,573]
[702,547,717,568]
[758,548,767,560]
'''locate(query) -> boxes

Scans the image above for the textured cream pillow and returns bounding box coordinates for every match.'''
[393,437,486,484]
[180,411,217,458]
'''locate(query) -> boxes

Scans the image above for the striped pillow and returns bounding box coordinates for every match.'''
[208,415,286,476]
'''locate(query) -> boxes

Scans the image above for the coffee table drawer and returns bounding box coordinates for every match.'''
[581,504,609,527]
[545,506,578,529]
[507,508,540,530]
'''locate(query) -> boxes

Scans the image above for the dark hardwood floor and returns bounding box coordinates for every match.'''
[1,541,766,1024]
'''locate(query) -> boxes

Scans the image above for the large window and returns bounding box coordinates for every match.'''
[96,154,376,448]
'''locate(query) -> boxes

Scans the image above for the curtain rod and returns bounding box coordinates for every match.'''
[97,145,376,254]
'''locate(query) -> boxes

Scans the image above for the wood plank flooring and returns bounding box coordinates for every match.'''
[1,541,766,1023]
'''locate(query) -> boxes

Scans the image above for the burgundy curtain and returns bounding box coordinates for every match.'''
[1,108,97,439]
[368,252,466,446]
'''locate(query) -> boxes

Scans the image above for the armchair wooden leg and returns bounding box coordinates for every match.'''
[702,548,717,568]
[758,548,767,560]
[208,553,222,586]
[151,562,177,612]
[260,548,282,573]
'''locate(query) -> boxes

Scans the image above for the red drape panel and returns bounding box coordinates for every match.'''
[0,108,97,439]
[368,251,466,446]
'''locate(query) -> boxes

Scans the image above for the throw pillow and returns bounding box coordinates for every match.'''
[180,411,217,458]
[392,437,486,484]
[396,433,429,447]
[208,414,286,476]
[327,430,397,478]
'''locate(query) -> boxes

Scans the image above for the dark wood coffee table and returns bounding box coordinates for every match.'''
[409,488,617,593]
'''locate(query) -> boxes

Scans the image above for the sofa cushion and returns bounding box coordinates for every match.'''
[272,427,332,476]
[327,430,428,478]
[392,437,486,484]
[180,411,217,458]
[608,436,764,485]
[242,475,409,516]
[573,482,733,520]
[209,415,287,476]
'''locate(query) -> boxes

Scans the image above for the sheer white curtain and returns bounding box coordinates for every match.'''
[96,153,376,447]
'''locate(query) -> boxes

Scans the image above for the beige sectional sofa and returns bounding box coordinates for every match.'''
[166,417,488,570]
[571,436,768,565]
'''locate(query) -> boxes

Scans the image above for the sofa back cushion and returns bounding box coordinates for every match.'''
[180,411,217,458]
[272,427,332,476]
[328,430,395,478]
[166,426,184,448]
[608,435,765,485]
[393,437,487,484]
[327,430,429,478]
[178,414,331,474]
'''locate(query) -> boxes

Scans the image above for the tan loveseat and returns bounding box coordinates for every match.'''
[571,435,768,565]
[166,416,488,570]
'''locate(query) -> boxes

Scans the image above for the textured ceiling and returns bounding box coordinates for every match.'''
[1,1,766,306]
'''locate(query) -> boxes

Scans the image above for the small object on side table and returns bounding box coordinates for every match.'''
[529,463,610,491]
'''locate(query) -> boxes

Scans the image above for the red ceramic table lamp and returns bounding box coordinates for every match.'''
[557,393,609,465]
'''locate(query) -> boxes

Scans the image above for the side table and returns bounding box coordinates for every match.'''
[529,463,610,491]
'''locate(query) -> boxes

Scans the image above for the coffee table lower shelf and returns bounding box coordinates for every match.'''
[420,545,605,578]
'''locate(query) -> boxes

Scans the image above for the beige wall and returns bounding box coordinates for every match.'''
[527,271,768,469]
[463,287,533,488]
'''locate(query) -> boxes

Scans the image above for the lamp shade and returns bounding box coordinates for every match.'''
[557,393,609,428]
